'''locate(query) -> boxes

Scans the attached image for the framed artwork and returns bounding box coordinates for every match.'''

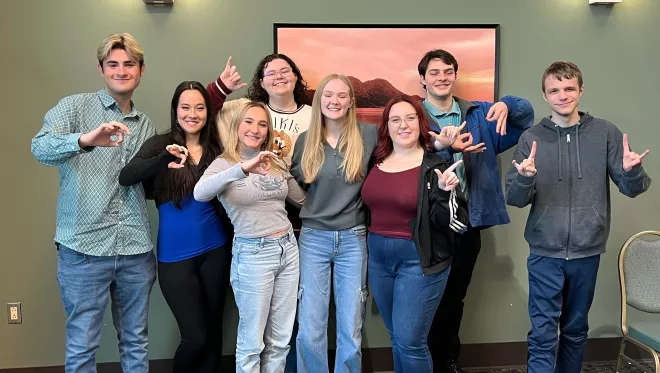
[274,23,500,125]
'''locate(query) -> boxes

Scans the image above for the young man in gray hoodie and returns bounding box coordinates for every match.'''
[505,61,651,373]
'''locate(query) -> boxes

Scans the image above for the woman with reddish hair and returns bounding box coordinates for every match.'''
[361,95,468,373]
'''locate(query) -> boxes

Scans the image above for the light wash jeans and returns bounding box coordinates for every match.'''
[231,228,300,373]
[296,225,368,373]
[56,244,157,373]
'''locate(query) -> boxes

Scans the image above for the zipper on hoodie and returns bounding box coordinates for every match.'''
[565,131,571,260]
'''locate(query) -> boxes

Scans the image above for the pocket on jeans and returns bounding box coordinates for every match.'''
[57,244,87,266]
[235,242,260,255]
[350,225,367,236]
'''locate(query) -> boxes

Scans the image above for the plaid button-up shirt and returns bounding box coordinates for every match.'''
[32,88,155,256]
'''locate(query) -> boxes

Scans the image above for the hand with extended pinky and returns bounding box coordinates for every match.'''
[622,134,650,171]
[78,121,131,148]
[486,102,509,136]
[435,160,463,191]
[220,56,248,92]
[240,151,278,175]
[429,121,466,150]
[166,144,188,169]
[512,141,537,177]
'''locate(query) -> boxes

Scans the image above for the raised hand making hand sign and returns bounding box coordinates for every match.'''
[622,134,650,172]
[435,160,464,191]
[512,141,537,177]
[486,101,509,136]
[220,56,248,91]
[166,144,188,169]
[428,121,465,150]
[78,121,131,148]
[240,151,278,176]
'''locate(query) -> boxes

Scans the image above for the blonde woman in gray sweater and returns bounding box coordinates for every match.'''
[194,101,306,373]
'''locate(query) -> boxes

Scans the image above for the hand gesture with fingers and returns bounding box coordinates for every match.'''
[435,160,463,191]
[78,121,131,148]
[486,102,509,136]
[452,132,486,153]
[622,134,650,172]
[220,56,247,91]
[240,151,278,175]
[166,144,188,169]
[429,121,466,150]
[512,141,537,177]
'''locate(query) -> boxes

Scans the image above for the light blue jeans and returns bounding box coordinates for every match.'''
[56,244,157,373]
[296,225,368,373]
[231,228,300,373]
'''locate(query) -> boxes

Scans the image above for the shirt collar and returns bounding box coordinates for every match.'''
[423,97,460,118]
[97,88,141,118]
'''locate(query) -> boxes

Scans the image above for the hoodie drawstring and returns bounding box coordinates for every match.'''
[555,125,562,181]
[546,113,589,182]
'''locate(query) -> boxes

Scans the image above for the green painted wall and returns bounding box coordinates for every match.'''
[1,0,658,368]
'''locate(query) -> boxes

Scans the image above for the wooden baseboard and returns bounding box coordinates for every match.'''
[0,337,650,372]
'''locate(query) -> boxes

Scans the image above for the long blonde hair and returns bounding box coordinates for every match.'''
[220,101,283,173]
[301,74,364,184]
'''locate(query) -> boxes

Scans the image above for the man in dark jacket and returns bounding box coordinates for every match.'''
[505,61,651,373]
[419,49,535,373]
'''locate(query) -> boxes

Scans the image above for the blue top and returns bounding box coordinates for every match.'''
[119,134,232,263]
[422,95,535,228]
[157,195,228,262]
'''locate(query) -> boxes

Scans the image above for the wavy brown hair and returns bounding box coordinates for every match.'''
[246,54,309,106]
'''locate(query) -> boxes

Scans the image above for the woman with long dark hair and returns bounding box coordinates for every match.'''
[119,81,232,373]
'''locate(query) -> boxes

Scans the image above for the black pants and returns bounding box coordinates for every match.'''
[158,245,232,373]
[428,227,482,370]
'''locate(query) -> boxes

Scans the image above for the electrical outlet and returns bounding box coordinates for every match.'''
[7,302,22,324]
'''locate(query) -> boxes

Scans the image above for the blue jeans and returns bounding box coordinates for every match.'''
[231,229,299,373]
[527,253,600,373]
[368,233,449,373]
[296,225,368,373]
[285,320,298,372]
[56,244,157,373]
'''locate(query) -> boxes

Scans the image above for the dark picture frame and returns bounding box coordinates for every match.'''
[274,23,500,124]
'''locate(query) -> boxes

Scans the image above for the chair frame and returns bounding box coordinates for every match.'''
[616,230,660,373]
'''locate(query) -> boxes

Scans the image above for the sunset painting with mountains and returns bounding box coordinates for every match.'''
[276,25,498,125]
